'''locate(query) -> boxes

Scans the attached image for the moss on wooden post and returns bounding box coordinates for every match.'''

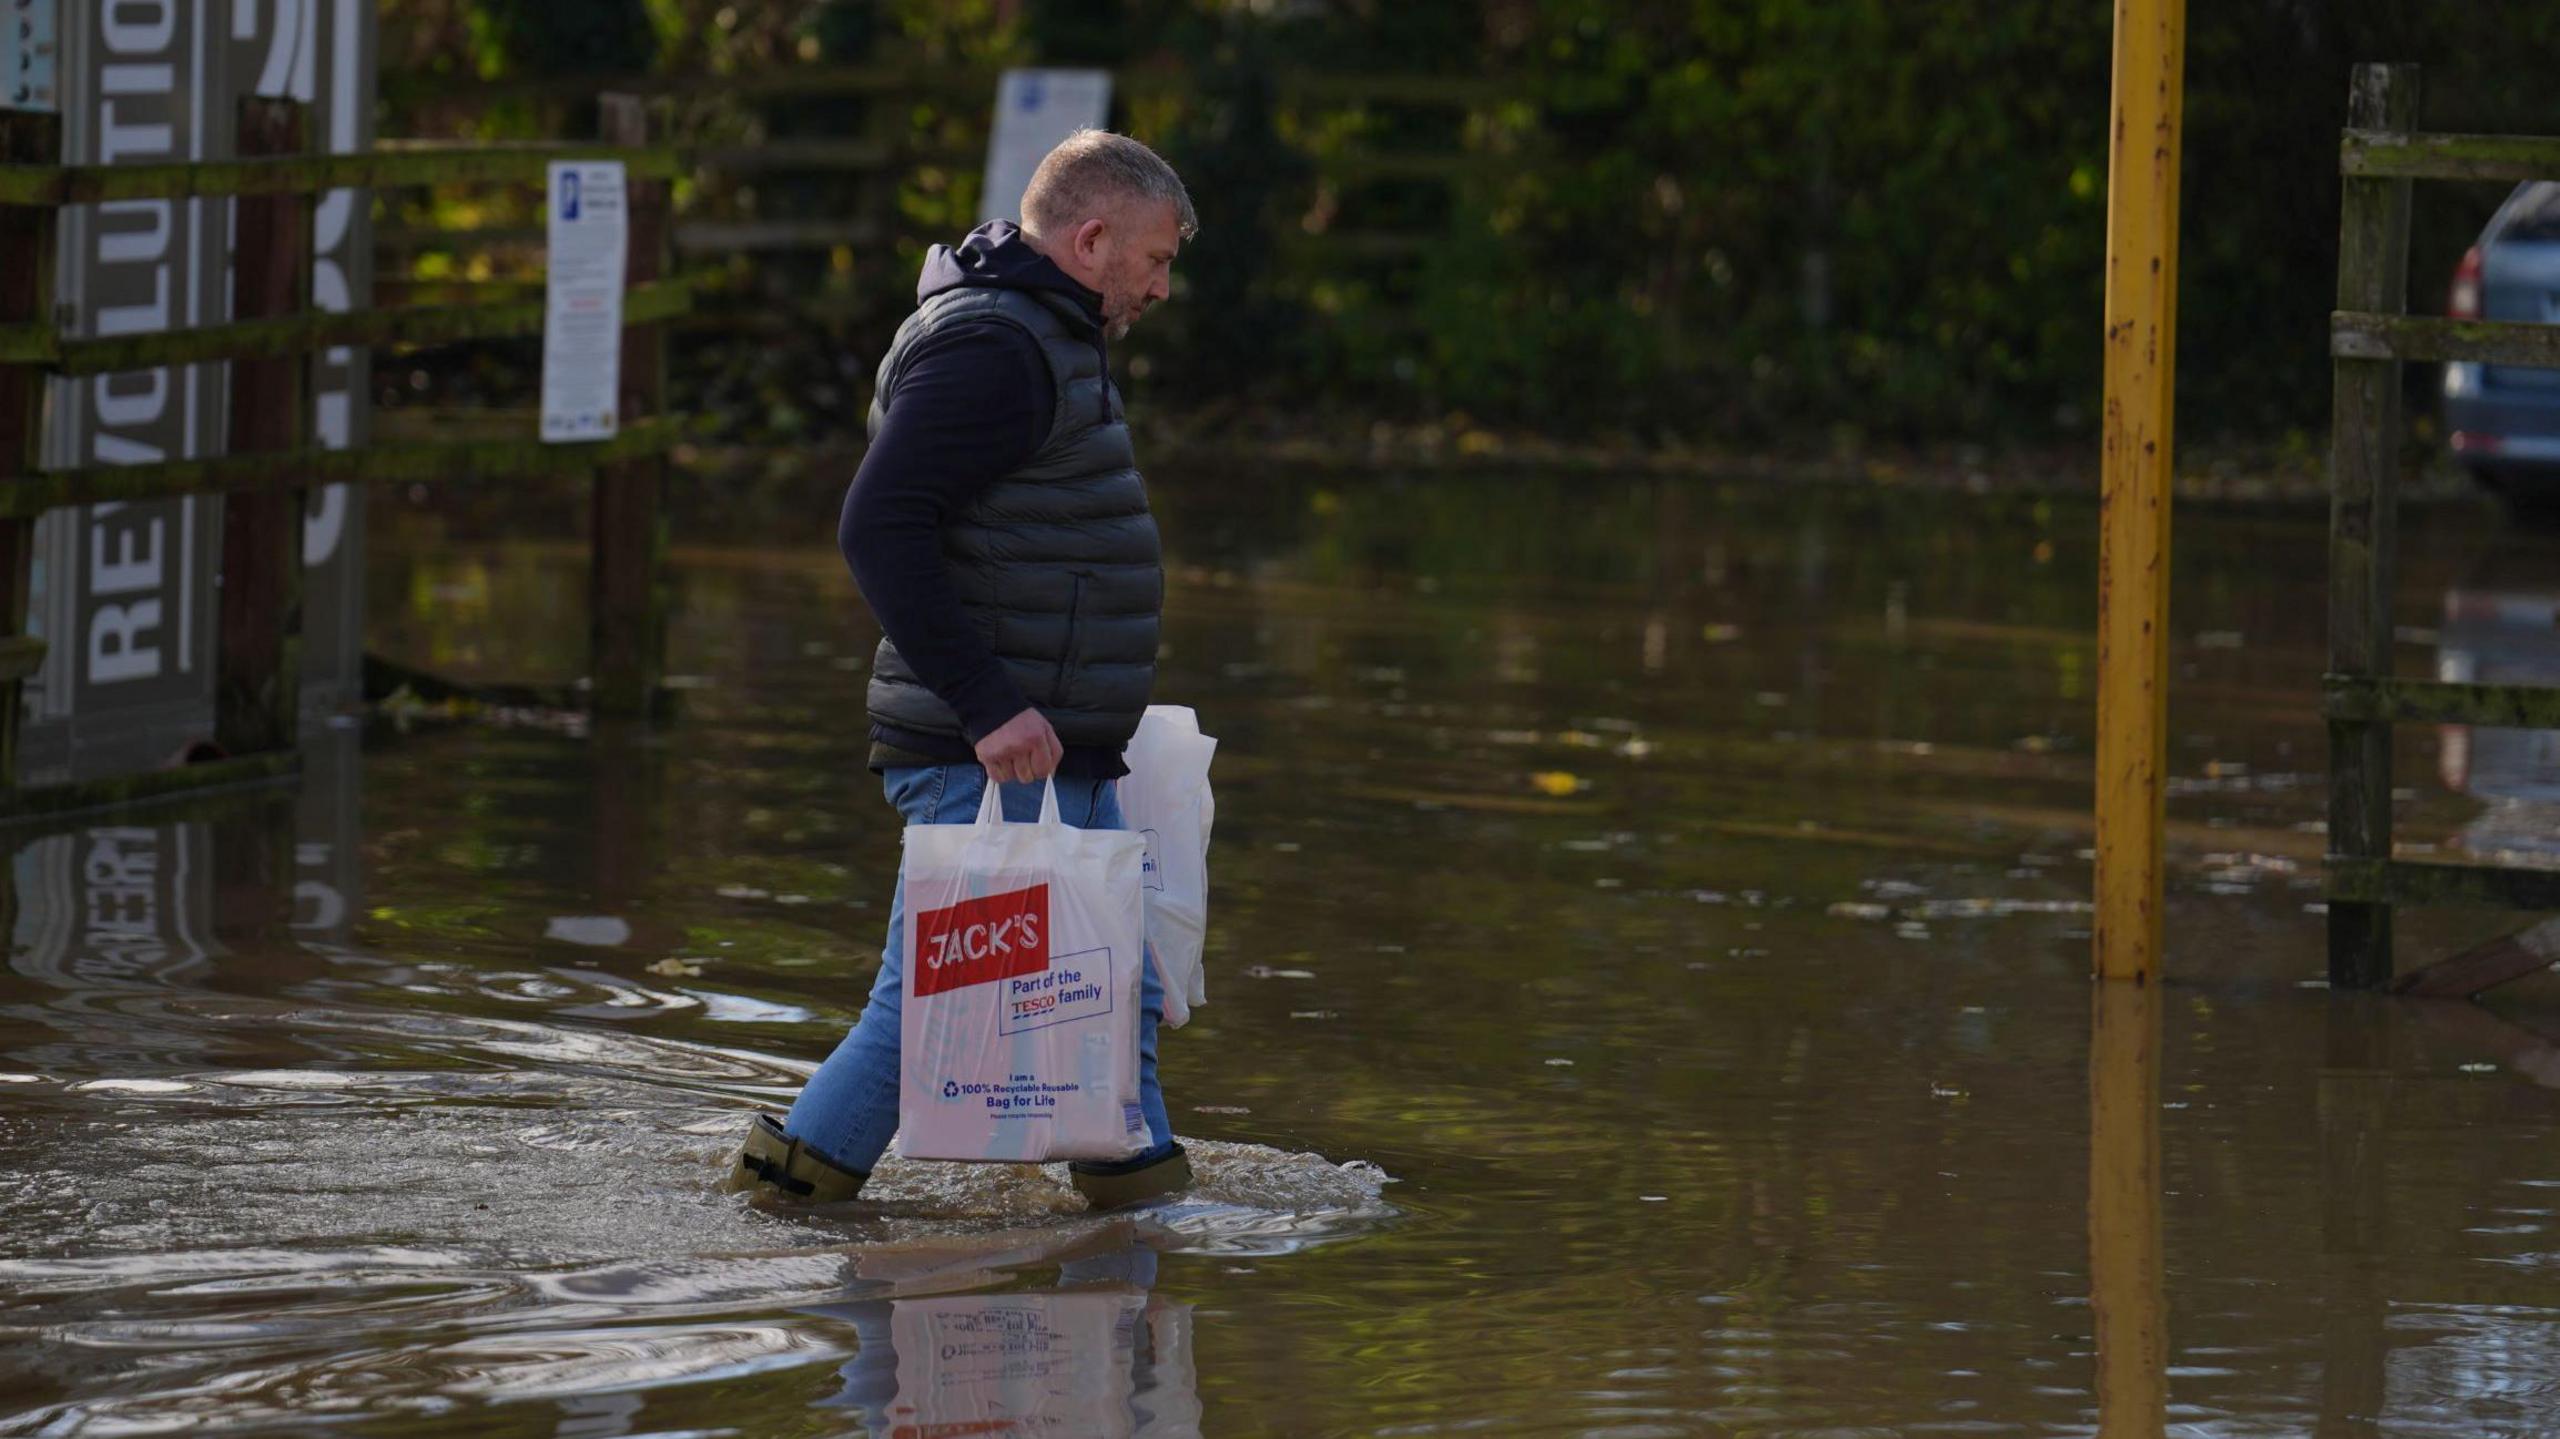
[2331,857,2560,911]
[2330,311,2560,366]
[2323,674,2560,728]
[2326,63,2418,990]
[2340,130,2560,184]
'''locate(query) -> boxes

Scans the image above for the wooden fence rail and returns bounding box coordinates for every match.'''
[0,280,691,372]
[0,420,684,517]
[2331,312,2560,368]
[0,144,682,206]
[2325,62,2560,990]
[2339,130,2560,183]
[379,62,1501,112]
[369,63,1496,338]
[0,96,689,821]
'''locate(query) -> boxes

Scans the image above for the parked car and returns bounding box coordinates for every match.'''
[2443,182,2560,502]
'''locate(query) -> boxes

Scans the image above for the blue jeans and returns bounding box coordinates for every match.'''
[783,765,1175,1174]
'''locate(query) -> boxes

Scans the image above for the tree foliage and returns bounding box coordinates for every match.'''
[384,0,2560,451]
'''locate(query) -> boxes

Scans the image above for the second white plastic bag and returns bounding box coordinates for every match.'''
[1118,705,1217,1028]
[895,779,1149,1163]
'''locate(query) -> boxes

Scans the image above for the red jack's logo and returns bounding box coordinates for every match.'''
[911,884,1049,997]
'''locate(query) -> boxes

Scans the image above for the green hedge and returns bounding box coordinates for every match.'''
[396,0,2560,450]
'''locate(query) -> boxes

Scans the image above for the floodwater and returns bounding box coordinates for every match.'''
[8,471,2560,1435]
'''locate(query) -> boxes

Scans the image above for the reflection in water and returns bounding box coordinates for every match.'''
[811,1236,1198,1439]
[2433,542,2560,862]
[2322,1001,2392,1439]
[2090,980,2165,1438]
[293,724,364,946]
[14,483,2560,1432]
[13,818,213,988]
[0,720,1370,1434]
[5,730,358,1075]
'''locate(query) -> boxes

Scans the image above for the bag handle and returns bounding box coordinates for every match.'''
[972,776,1065,828]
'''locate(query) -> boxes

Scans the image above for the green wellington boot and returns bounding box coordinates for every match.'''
[721,1114,868,1203]
[1070,1143,1194,1209]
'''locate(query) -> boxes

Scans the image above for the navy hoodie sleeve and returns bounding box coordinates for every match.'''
[841,321,1056,743]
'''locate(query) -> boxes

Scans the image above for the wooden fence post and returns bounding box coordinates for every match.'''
[214,97,311,759]
[0,110,60,796]
[2327,64,2418,990]
[591,93,668,719]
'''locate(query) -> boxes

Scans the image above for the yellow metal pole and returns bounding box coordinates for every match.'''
[2094,0,2186,983]
[2089,978,2168,1434]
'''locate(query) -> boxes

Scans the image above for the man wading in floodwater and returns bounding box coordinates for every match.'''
[723,132,1196,1209]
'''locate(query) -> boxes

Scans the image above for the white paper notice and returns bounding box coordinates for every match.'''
[541,161,627,444]
[979,69,1112,226]
[3,0,59,113]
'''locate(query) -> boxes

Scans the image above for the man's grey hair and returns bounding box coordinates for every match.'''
[1021,130,1198,241]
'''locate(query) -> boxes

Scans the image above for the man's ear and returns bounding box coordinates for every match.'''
[1073,215,1110,264]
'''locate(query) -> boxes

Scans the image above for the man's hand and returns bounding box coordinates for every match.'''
[976,707,1064,785]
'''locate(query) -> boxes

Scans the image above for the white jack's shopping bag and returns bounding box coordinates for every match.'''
[1119,706,1217,1029]
[896,779,1149,1163]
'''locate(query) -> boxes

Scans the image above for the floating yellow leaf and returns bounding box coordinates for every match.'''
[1530,771,1586,797]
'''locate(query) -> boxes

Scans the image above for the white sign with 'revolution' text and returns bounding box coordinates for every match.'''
[541,160,626,443]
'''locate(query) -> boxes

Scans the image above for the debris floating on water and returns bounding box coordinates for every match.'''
[544,916,632,947]
[67,1079,196,1095]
